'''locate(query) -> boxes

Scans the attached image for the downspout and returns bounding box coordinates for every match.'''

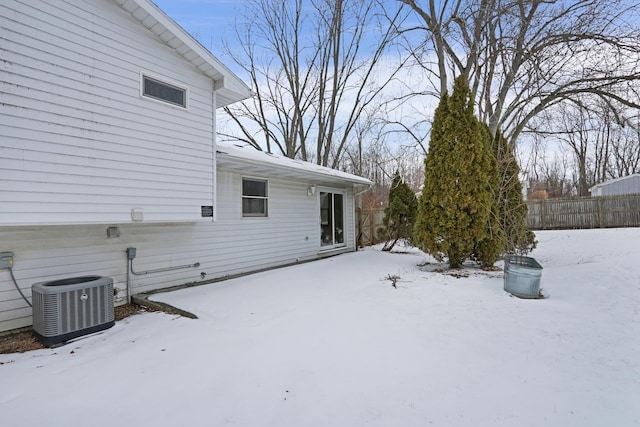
[212,82,218,222]
[355,183,372,198]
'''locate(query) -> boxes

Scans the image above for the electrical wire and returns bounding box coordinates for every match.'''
[9,267,32,307]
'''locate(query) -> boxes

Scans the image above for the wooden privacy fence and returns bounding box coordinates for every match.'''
[358,195,639,243]
[357,207,386,247]
[526,194,640,230]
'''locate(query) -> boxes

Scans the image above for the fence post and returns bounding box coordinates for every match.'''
[596,197,602,228]
[369,208,375,244]
[356,207,362,247]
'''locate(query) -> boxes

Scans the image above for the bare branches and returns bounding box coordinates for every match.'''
[222,0,410,167]
[399,0,640,148]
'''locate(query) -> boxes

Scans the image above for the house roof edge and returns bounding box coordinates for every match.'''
[112,0,250,106]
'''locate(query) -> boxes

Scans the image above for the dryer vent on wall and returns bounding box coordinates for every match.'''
[32,276,115,347]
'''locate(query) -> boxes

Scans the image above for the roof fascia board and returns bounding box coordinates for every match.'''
[217,151,372,186]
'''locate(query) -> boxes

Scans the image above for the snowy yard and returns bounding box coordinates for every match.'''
[2,229,639,427]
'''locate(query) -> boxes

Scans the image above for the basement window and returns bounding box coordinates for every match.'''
[142,75,187,108]
[242,178,268,217]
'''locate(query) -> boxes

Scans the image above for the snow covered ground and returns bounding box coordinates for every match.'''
[2,229,639,426]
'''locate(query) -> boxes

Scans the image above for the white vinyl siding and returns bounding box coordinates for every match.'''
[0,171,357,332]
[590,174,640,197]
[0,0,361,334]
[0,0,215,225]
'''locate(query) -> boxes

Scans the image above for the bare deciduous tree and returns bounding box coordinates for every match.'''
[398,0,640,145]
[520,131,575,198]
[555,105,595,196]
[522,98,639,197]
[610,115,640,178]
[221,0,408,167]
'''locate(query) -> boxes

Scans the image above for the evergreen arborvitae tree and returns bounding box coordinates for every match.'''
[381,171,418,251]
[493,130,537,255]
[472,123,505,268]
[414,76,500,268]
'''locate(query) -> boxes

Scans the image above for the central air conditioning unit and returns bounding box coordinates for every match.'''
[32,275,115,347]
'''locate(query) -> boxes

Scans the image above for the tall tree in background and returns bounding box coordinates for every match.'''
[221,0,407,167]
[611,115,640,177]
[521,99,640,198]
[398,0,640,145]
[414,76,500,268]
[380,171,418,251]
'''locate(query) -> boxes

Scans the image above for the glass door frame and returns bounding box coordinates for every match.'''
[319,188,346,250]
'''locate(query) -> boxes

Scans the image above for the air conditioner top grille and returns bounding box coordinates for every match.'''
[32,275,105,295]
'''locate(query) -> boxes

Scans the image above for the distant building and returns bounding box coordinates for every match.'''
[589,174,640,197]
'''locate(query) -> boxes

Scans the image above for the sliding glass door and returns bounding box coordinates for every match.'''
[320,191,345,248]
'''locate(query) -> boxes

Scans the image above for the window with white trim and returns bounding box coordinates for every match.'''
[242,178,268,217]
[142,75,187,108]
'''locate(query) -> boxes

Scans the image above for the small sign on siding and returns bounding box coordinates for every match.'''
[201,206,214,217]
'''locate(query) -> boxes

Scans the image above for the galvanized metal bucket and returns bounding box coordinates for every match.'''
[503,255,543,299]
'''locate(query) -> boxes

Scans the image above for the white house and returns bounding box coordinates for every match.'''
[589,174,640,197]
[0,0,371,333]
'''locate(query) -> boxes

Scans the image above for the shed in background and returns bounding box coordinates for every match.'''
[589,174,640,197]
